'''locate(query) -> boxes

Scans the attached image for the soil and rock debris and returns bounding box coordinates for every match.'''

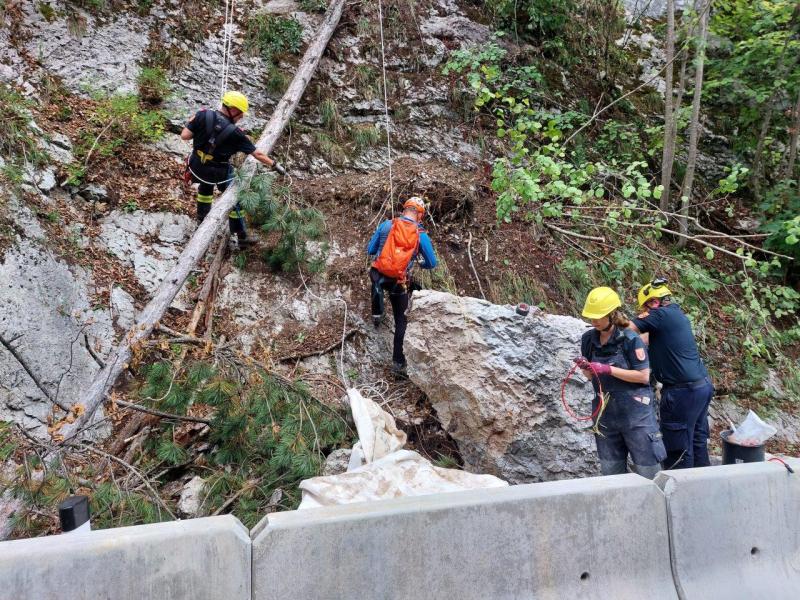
[0,0,797,537]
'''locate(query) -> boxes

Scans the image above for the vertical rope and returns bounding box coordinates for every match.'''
[377,0,394,218]
[219,0,235,99]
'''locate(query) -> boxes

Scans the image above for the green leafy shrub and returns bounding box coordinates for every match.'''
[244,14,303,62]
[486,0,575,41]
[137,67,170,104]
[37,2,56,21]
[71,93,165,170]
[266,64,288,95]
[319,98,344,136]
[351,123,381,153]
[299,0,327,12]
[760,180,800,263]
[0,83,48,168]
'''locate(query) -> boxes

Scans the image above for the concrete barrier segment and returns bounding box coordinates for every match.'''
[252,474,678,600]
[0,515,251,600]
[656,462,800,600]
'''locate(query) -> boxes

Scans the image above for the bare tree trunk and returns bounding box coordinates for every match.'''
[750,37,800,199]
[659,0,676,212]
[58,0,347,443]
[677,0,710,249]
[784,86,800,181]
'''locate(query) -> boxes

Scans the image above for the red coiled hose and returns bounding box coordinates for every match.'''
[561,361,605,422]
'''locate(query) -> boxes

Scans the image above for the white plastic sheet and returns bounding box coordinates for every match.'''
[298,389,507,509]
[728,410,777,447]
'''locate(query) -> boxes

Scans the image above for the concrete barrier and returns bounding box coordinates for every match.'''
[656,460,800,600]
[252,474,678,600]
[0,515,250,600]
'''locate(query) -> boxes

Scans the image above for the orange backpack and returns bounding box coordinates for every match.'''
[372,218,420,282]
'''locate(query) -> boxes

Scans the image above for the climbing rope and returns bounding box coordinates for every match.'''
[376,0,394,218]
[560,361,605,422]
[186,164,237,186]
[219,0,236,98]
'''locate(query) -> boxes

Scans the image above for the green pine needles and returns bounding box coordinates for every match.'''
[139,360,352,526]
[238,173,328,272]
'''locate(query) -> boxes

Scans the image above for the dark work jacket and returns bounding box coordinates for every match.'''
[581,327,657,431]
[632,303,708,386]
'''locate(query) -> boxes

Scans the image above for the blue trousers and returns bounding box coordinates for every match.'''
[659,377,714,469]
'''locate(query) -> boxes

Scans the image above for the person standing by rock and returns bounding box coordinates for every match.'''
[181,91,286,246]
[629,279,714,469]
[367,197,437,376]
[578,287,666,480]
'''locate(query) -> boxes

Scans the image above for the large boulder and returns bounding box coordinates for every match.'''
[405,290,599,483]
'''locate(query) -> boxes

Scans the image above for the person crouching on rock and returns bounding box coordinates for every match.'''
[181,90,286,247]
[577,287,666,480]
[367,197,437,376]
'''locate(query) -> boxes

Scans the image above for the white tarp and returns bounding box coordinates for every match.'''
[298,389,507,509]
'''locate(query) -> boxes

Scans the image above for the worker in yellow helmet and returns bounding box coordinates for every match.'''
[577,287,665,479]
[181,91,286,246]
[629,278,714,470]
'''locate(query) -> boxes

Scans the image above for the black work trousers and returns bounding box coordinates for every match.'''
[191,160,245,236]
[370,267,409,365]
[660,377,714,469]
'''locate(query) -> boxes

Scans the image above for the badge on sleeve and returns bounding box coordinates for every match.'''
[635,347,646,361]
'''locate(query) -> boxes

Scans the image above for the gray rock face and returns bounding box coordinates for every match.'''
[22,7,150,95]
[0,24,27,86]
[623,0,688,19]
[110,286,137,331]
[322,448,352,476]
[177,476,207,517]
[0,210,114,439]
[98,210,194,302]
[405,291,599,483]
[164,31,276,133]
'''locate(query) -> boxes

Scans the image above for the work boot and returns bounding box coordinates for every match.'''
[236,232,255,248]
[372,314,383,329]
[391,361,407,378]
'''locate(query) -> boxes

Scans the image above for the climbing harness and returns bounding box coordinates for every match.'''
[185,110,239,186]
[560,361,605,422]
[186,164,237,186]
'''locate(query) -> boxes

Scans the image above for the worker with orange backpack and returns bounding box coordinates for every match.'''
[367,197,437,375]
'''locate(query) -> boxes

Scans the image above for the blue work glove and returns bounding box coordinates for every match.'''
[272,161,287,176]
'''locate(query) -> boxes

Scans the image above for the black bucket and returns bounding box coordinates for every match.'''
[721,429,765,465]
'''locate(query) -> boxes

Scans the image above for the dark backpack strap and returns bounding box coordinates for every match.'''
[204,109,216,140]
[214,122,238,149]
[204,111,237,159]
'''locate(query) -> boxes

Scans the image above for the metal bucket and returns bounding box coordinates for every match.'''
[721,429,765,465]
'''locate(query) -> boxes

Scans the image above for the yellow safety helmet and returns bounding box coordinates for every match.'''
[403,196,426,215]
[222,91,249,114]
[582,287,622,319]
[637,279,672,308]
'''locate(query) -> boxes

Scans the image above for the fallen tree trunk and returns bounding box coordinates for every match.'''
[60,0,346,442]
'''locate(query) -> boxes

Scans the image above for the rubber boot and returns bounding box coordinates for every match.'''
[197,194,213,223]
[236,231,255,248]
